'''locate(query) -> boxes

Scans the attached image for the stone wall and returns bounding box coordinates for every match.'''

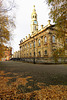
[18,57,67,64]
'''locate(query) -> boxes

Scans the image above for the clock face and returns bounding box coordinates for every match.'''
[34,21,37,24]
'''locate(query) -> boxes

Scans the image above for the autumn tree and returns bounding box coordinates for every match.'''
[47,0,67,36]
[0,0,15,59]
[46,0,67,62]
[53,48,65,63]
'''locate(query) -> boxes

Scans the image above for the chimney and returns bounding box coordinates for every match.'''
[48,20,51,26]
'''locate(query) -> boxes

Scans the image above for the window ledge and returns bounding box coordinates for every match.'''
[44,54,48,56]
[52,42,56,44]
[38,45,41,47]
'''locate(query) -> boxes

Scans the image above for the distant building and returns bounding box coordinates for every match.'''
[12,51,20,58]
[15,5,67,63]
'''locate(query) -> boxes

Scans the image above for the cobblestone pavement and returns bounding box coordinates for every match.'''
[0,61,67,99]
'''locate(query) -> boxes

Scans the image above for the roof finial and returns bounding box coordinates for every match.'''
[33,5,35,8]
[33,5,36,12]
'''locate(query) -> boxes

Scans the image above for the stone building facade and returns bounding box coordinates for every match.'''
[19,5,67,63]
[12,51,20,58]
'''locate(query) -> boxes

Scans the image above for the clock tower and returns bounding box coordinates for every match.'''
[31,5,38,35]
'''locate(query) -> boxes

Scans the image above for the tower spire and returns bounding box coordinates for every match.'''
[31,5,38,35]
[33,5,36,12]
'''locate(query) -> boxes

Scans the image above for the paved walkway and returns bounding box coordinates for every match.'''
[0,61,67,85]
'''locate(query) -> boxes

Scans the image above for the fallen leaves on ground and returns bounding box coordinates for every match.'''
[0,71,67,100]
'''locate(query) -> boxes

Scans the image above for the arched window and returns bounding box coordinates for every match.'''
[27,53,28,56]
[33,16,34,18]
[52,36,55,43]
[30,53,31,56]
[44,36,47,43]
[34,52,35,56]
[38,51,41,56]
[45,50,47,55]
[35,26,36,30]
[30,43,31,48]
[38,39,40,46]
[34,41,35,47]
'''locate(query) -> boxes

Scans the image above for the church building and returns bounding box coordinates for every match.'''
[19,5,67,63]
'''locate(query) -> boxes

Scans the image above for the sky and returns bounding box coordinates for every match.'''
[10,0,52,53]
